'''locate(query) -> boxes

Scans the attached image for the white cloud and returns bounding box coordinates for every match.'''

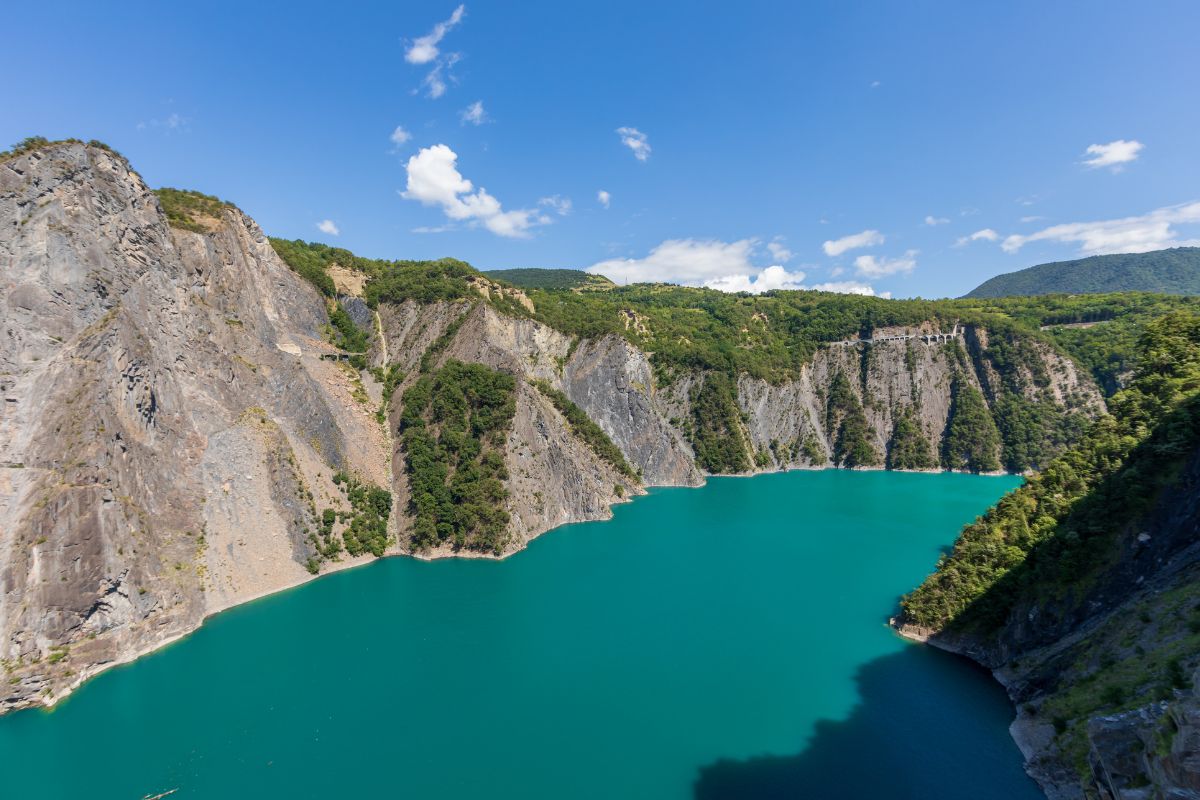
[766,237,793,263]
[616,127,651,161]
[830,266,845,277]
[705,265,809,294]
[811,281,888,298]
[924,215,949,226]
[597,190,611,209]
[538,195,572,216]
[405,6,466,98]
[955,228,999,246]
[854,250,917,278]
[405,5,465,64]
[1002,201,1200,255]
[587,239,755,285]
[584,238,882,296]
[390,125,412,147]
[420,53,461,99]
[460,100,487,125]
[401,144,549,238]
[823,229,884,257]
[1083,139,1144,171]
[1020,215,1046,223]
[317,219,340,236]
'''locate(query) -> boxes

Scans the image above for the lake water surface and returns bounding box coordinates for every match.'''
[0,470,1040,799]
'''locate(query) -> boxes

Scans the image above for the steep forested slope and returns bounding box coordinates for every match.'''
[897,313,1200,798]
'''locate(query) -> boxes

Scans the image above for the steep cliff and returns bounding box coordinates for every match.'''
[1,141,1112,718]
[0,142,397,712]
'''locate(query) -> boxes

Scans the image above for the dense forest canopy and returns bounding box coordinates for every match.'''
[484,268,614,290]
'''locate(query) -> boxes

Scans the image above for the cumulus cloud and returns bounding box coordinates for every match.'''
[854,250,917,278]
[1002,201,1200,255]
[924,215,949,226]
[317,219,340,236]
[460,100,487,125]
[822,229,884,257]
[587,239,755,285]
[1083,139,1144,171]
[584,238,881,296]
[766,237,793,263]
[616,127,651,161]
[955,228,999,246]
[811,281,888,298]
[538,195,572,216]
[597,190,611,209]
[401,144,548,238]
[705,265,809,294]
[405,5,465,64]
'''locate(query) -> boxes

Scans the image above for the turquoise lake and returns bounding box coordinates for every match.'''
[0,470,1040,800]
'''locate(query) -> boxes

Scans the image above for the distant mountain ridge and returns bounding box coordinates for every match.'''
[966,247,1200,298]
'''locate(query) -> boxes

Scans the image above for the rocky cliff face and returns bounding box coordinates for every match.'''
[0,142,1107,718]
[0,143,389,711]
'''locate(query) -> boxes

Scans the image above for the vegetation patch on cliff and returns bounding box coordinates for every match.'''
[940,376,1002,472]
[155,188,237,234]
[400,359,517,554]
[887,407,936,470]
[826,371,880,468]
[685,372,752,473]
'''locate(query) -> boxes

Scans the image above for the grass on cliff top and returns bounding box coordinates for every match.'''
[0,136,125,164]
[154,188,238,234]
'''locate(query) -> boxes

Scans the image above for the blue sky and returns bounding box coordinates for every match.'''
[6,0,1200,298]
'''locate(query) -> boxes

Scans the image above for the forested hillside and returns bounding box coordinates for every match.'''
[897,312,1200,795]
[485,268,614,290]
[966,247,1200,299]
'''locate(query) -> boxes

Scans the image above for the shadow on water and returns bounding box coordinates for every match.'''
[693,644,1042,800]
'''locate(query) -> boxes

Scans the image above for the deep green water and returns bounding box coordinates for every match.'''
[0,470,1040,800]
